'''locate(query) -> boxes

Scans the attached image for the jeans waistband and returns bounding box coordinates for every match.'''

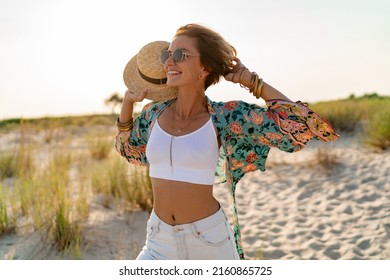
[150,207,227,234]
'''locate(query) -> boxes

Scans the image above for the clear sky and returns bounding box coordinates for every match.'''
[1,0,389,119]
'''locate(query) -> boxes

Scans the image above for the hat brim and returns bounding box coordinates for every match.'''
[123,54,178,102]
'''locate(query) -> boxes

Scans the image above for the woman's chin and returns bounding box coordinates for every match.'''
[166,80,179,87]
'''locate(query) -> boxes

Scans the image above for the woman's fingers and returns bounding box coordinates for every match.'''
[224,58,247,83]
[124,89,148,103]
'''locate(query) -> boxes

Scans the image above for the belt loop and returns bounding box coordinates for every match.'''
[155,218,160,233]
[191,223,200,238]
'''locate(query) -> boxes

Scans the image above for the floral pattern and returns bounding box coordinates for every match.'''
[115,96,339,259]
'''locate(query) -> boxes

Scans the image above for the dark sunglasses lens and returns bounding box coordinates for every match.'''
[172,49,184,64]
[160,50,170,64]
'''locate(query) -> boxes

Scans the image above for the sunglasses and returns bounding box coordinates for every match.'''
[160,48,198,64]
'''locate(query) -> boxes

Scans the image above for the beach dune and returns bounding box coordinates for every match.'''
[1,134,389,260]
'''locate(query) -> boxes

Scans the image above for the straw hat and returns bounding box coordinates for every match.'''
[123,41,178,102]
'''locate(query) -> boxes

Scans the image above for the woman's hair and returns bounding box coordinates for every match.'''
[174,23,237,90]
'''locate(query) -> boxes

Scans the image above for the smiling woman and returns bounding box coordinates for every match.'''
[115,23,339,260]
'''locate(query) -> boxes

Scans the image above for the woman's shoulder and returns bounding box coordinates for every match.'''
[209,98,265,115]
[140,99,174,116]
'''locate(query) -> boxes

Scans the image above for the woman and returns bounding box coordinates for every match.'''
[115,24,339,260]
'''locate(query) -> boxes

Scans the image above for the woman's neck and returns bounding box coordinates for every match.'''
[174,89,207,119]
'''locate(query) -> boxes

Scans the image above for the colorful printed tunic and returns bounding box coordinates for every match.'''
[115,96,339,259]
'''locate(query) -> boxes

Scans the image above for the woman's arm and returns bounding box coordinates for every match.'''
[115,89,150,166]
[257,81,291,102]
[224,58,291,101]
[223,60,339,149]
[119,89,148,123]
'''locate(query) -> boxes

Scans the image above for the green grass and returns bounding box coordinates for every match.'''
[0,149,34,180]
[88,135,112,160]
[0,184,16,236]
[90,156,153,211]
[0,152,16,179]
[363,107,390,150]
[0,119,35,179]
[310,93,390,149]
[0,114,117,131]
[0,113,153,258]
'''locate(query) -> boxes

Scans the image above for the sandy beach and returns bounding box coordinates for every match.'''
[220,135,390,260]
[1,132,389,260]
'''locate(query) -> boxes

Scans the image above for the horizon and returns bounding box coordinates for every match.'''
[1,92,389,122]
[1,0,390,120]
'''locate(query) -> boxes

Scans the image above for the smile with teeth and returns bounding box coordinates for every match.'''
[167,70,181,75]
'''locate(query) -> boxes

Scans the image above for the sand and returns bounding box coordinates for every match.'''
[1,133,389,260]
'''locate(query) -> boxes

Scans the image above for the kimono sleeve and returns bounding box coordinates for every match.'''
[264,99,339,151]
[114,103,153,166]
[224,99,339,154]
[220,99,339,177]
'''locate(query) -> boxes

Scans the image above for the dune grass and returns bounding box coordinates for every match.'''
[363,107,390,150]
[0,114,117,132]
[0,120,35,179]
[89,156,153,211]
[0,152,15,179]
[87,134,113,161]
[0,183,16,236]
[310,93,390,149]
[0,115,151,257]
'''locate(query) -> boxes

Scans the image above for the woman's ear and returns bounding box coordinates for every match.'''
[201,68,210,78]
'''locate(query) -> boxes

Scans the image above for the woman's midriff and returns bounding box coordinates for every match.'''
[151,177,220,225]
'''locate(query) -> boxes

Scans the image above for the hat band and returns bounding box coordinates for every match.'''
[138,69,167,85]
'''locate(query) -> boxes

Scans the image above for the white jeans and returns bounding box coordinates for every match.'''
[136,207,240,260]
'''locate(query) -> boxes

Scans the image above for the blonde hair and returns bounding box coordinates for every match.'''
[175,24,237,90]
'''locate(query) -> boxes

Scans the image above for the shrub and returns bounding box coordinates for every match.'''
[363,108,390,150]
[0,152,16,179]
[89,137,112,160]
[315,147,341,174]
[0,184,16,236]
[91,157,153,211]
[310,95,390,144]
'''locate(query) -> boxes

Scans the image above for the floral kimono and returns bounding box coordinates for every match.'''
[115,96,339,259]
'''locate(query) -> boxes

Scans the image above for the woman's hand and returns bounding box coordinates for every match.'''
[223,58,251,87]
[123,89,148,104]
[118,89,147,123]
[223,58,246,82]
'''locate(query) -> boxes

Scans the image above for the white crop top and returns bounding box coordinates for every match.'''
[146,117,219,185]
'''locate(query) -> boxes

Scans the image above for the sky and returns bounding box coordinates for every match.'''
[1,0,389,119]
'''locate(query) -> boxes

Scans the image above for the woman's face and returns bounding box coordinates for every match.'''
[163,35,207,89]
